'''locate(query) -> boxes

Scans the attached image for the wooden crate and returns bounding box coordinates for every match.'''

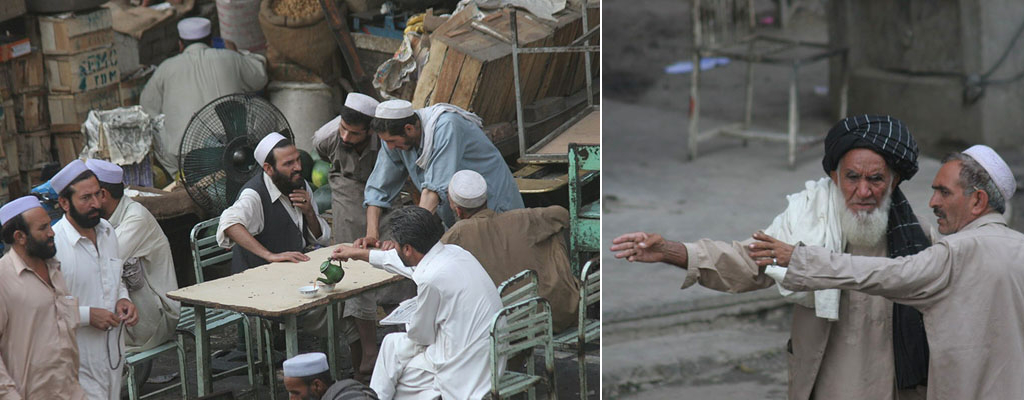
[0,50,45,99]
[48,84,120,132]
[44,45,119,93]
[19,168,43,191]
[53,132,84,166]
[0,134,19,175]
[39,8,113,55]
[16,130,51,171]
[411,7,590,125]
[118,67,153,106]
[14,89,48,132]
[0,0,26,24]
[0,99,15,136]
[112,17,177,76]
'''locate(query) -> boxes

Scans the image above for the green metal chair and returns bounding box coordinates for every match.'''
[177,218,259,393]
[568,144,600,275]
[125,337,188,399]
[490,297,557,400]
[553,259,600,399]
[498,269,540,306]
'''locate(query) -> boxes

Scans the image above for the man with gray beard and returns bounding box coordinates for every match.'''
[611,115,932,400]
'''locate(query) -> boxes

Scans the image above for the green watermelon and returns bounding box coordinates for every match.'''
[312,160,330,189]
[313,185,332,212]
[298,150,315,185]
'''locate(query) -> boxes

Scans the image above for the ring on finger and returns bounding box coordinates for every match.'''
[773,257,778,265]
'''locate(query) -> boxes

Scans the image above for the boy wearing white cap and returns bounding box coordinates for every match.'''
[51,161,139,400]
[283,352,379,399]
[0,196,87,400]
[86,159,180,355]
[750,145,1024,399]
[357,100,524,248]
[140,16,268,177]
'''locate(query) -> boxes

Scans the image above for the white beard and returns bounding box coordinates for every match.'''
[836,185,892,247]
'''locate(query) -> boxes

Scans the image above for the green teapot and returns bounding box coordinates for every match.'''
[318,259,345,286]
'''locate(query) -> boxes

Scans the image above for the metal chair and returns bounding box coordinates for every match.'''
[178,218,259,394]
[490,297,557,400]
[498,269,541,306]
[687,0,848,167]
[568,144,600,275]
[125,338,188,399]
[553,259,599,399]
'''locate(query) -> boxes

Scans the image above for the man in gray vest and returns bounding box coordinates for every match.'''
[217,132,331,272]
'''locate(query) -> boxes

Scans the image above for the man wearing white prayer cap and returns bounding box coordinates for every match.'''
[357,99,524,248]
[750,145,1024,399]
[283,352,379,399]
[52,160,138,400]
[313,92,410,380]
[0,196,87,399]
[217,133,330,273]
[141,15,267,177]
[87,159,181,356]
[441,169,581,331]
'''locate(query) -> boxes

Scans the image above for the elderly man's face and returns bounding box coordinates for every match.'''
[929,160,980,235]
[831,148,896,214]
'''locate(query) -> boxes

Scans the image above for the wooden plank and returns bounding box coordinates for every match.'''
[535,110,600,155]
[53,132,84,165]
[411,40,447,107]
[449,57,482,108]
[16,130,51,171]
[431,48,466,105]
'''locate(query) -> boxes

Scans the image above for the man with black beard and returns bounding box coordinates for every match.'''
[612,116,933,400]
[0,196,88,399]
[51,160,138,400]
[217,132,331,273]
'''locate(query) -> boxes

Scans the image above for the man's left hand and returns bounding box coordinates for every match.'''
[116,298,139,327]
[290,189,314,216]
[748,231,795,268]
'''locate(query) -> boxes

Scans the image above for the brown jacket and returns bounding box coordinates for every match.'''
[441,206,581,331]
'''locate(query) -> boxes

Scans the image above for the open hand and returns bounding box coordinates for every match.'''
[611,232,668,263]
[268,251,310,263]
[748,231,795,267]
[116,299,139,327]
[353,236,378,249]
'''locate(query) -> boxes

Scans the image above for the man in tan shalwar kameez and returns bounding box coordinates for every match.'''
[440,170,581,331]
[752,144,1024,400]
[612,116,931,400]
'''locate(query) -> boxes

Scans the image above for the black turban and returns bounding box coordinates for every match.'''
[822,115,919,181]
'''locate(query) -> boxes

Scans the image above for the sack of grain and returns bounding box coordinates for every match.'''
[259,0,342,82]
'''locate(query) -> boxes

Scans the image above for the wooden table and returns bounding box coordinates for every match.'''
[167,246,404,396]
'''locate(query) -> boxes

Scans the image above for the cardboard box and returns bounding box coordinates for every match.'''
[0,51,45,98]
[112,19,176,76]
[45,45,119,93]
[39,8,113,55]
[14,90,48,132]
[15,130,51,171]
[118,67,154,107]
[48,84,120,131]
[0,37,30,62]
[0,0,26,24]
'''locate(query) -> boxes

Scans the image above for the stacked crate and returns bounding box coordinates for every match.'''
[0,3,40,199]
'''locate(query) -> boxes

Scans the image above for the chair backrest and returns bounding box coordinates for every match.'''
[190,217,232,284]
[567,143,600,222]
[578,258,600,326]
[498,269,540,306]
[490,297,554,393]
[692,0,756,49]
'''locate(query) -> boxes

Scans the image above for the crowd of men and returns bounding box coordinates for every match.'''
[0,15,584,400]
[612,115,1024,399]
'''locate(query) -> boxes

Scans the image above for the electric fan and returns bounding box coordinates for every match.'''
[178,94,293,215]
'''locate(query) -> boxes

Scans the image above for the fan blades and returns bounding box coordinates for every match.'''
[182,146,226,182]
[215,100,248,142]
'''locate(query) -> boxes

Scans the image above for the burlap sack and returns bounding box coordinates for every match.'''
[259,0,342,82]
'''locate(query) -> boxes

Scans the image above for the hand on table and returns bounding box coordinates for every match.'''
[353,236,378,249]
[377,240,398,251]
[267,251,310,263]
[116,299,139,327]
[611,232,669,263]
[748,231,795,267]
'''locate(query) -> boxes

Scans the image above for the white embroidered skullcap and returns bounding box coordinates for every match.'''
[85,159,123,184]
[448,170,488,208]
[963,144,1016,200]
[345,93,379,117]
[177,17,211,40]
[51,159,90,194]
[0,196,43,225]
[282,353,329,378]
[254,132,287,166]
[375,100,415,119]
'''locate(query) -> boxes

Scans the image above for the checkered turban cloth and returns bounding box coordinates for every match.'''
[822,115,919,181]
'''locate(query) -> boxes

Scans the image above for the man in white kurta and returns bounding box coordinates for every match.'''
[87,159,180,352]
[754,145,1024,399]
[139,17,267,176]
[51,160,139,400]
[333,207,501,399]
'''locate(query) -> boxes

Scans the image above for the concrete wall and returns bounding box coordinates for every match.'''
[828,0,1024,156]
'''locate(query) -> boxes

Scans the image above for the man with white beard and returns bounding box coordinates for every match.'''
[611,115,932,400]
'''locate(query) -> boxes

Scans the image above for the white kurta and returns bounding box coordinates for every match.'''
[54,218,128,400]
[108,196,181,352]
[216,173,331,249]
[369,243,502,400]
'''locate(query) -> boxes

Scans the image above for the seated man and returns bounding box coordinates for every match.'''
[441,169,580,331]
[332,207,501,400]
[86,159,180,353]
[283,353,379,399]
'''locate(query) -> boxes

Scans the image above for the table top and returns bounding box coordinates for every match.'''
[167,246,404,318]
